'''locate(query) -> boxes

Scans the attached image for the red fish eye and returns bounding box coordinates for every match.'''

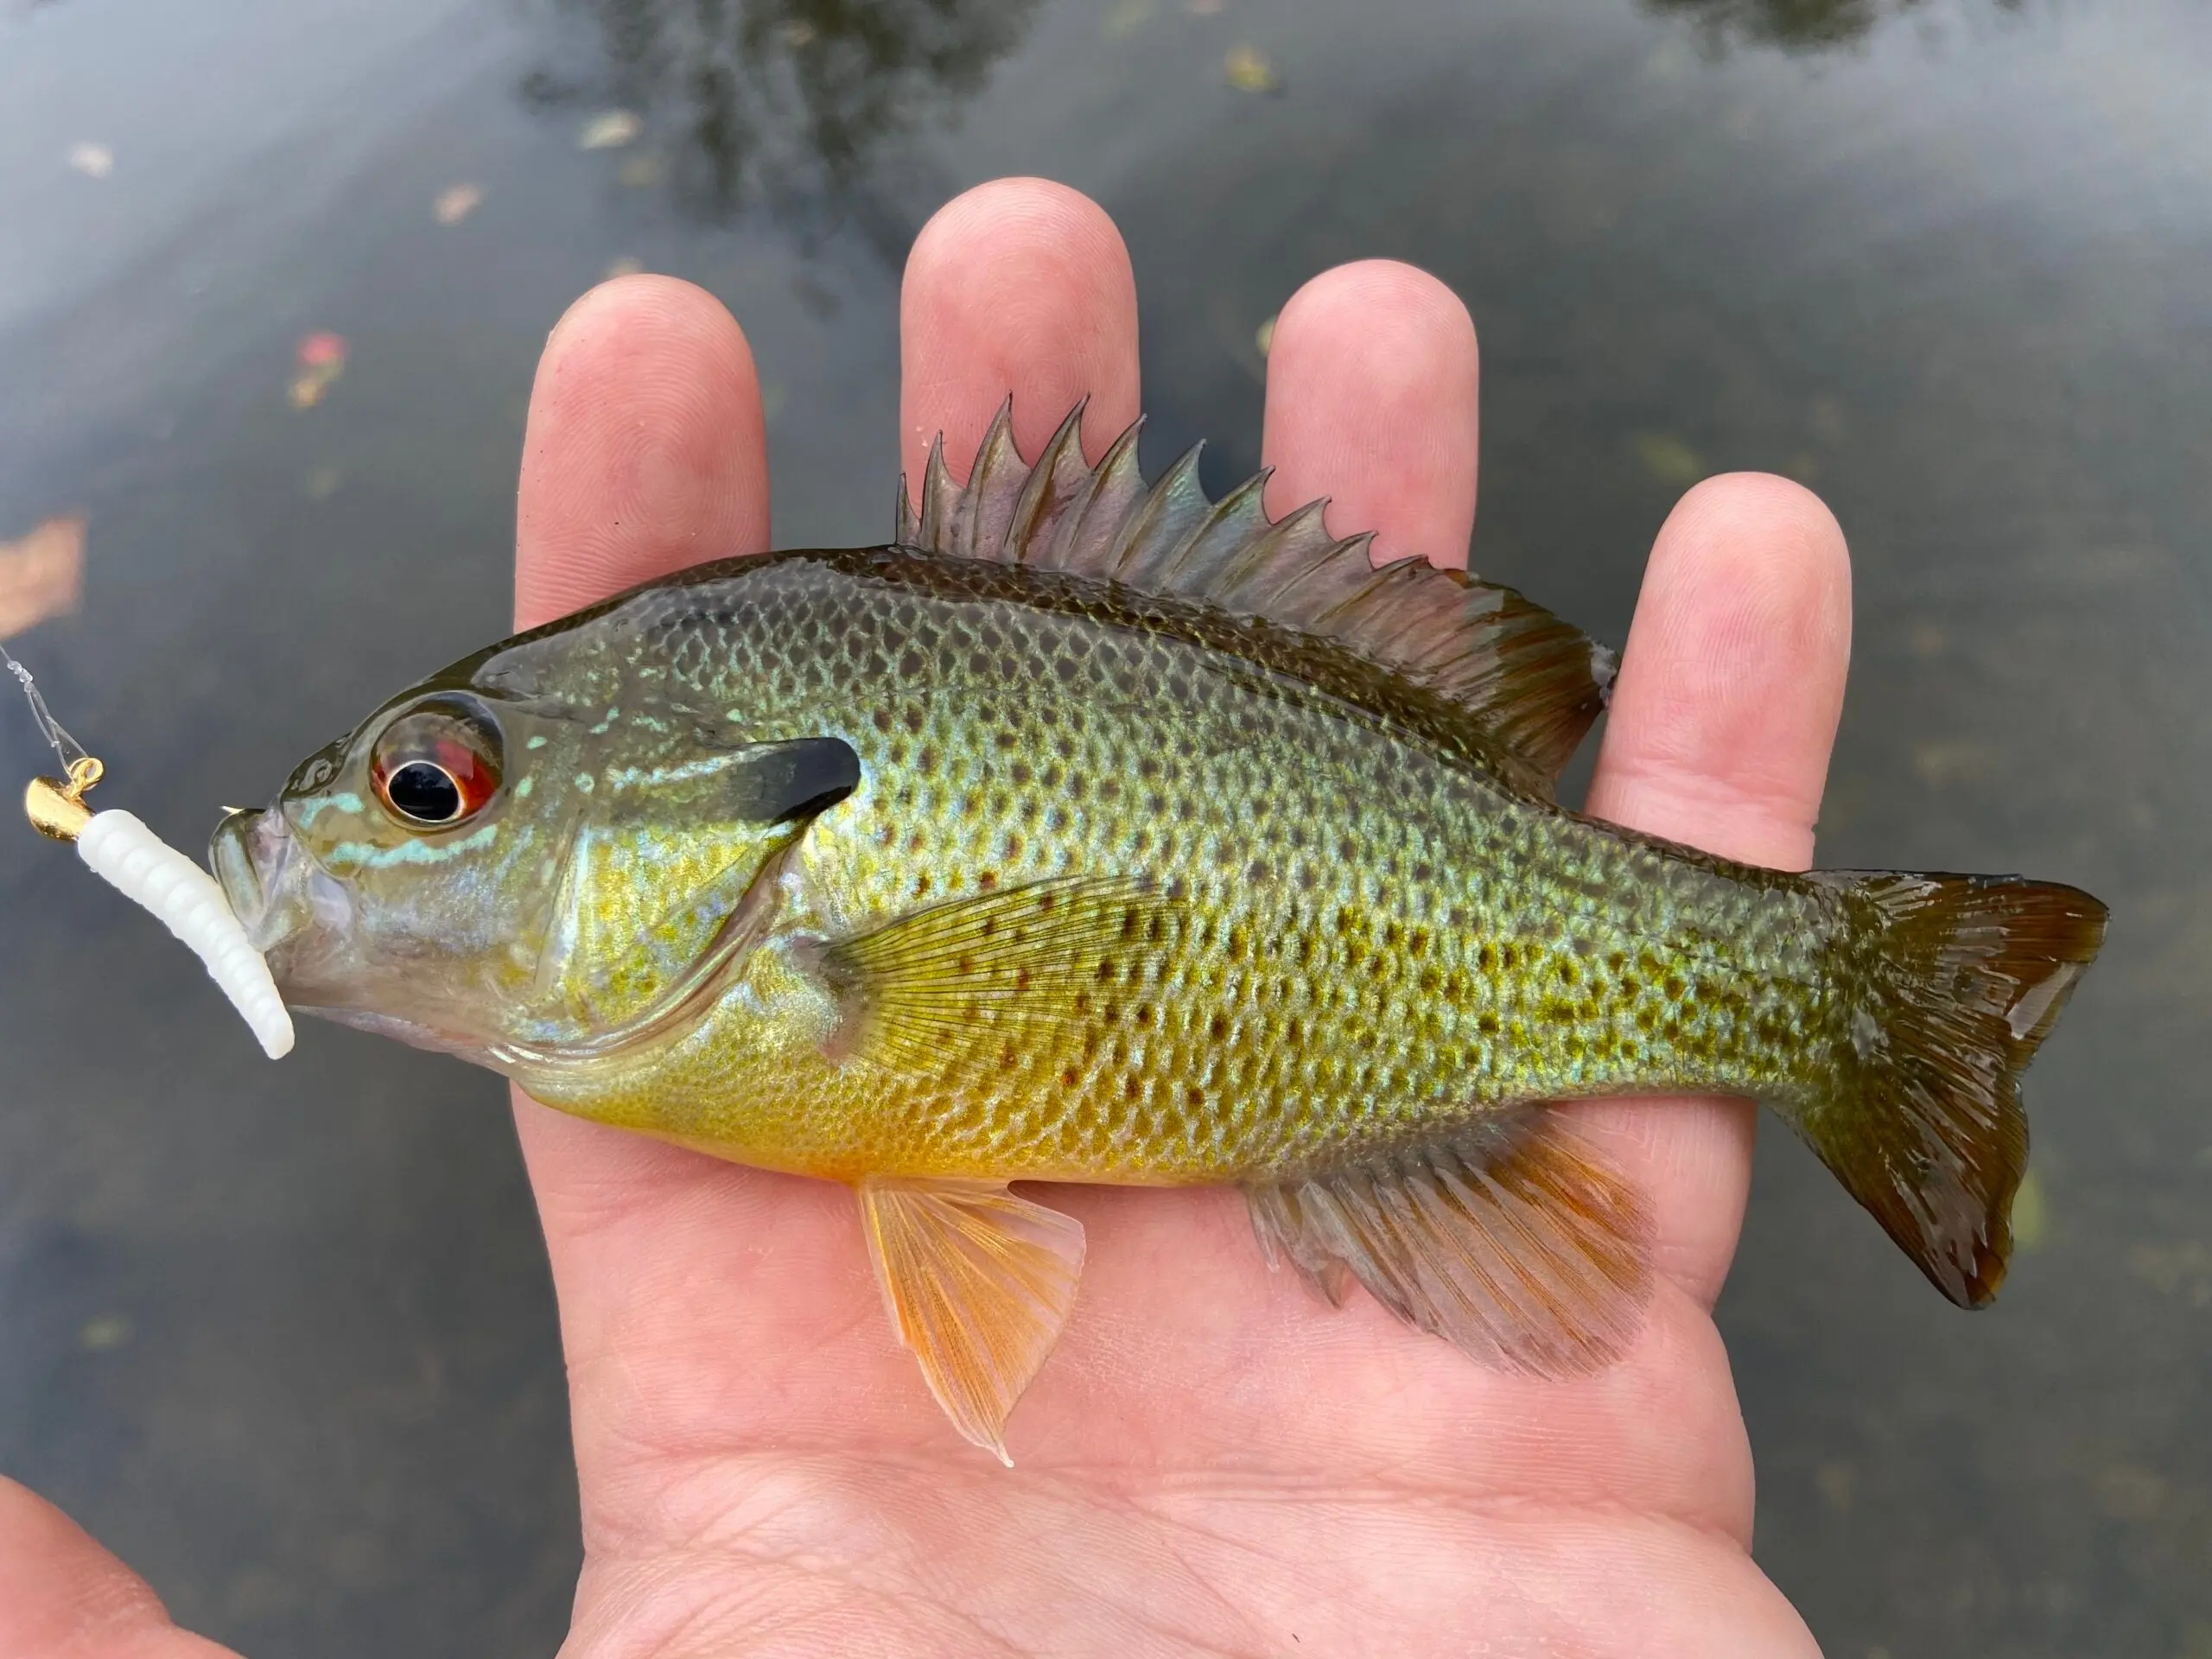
[371,703,503,828]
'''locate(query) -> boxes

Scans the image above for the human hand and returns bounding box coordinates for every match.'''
[1,177,1847,1656]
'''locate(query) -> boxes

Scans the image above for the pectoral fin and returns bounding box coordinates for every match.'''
[857,1178,1086,1463]
[820,875,1175,1074]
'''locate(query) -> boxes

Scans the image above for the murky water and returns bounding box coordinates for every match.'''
[2,0,2207,1651]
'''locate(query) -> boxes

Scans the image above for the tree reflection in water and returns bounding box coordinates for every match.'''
[1643,0,2024,51]
[524,0,1038,219]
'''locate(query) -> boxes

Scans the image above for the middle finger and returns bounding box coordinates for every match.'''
[899,177,1141,480]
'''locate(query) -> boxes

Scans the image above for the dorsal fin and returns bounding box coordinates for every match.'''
[895,401,1615,798]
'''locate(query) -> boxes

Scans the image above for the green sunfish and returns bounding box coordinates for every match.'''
[211,404,2107,1458]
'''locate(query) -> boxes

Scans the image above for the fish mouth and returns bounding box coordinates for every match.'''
[209,805,488,1059]
[210,805,350,969]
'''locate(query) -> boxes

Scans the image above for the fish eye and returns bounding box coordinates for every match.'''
[370,701,503,830]
[385,761,463,823]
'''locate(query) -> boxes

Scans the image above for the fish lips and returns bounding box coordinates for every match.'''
[210,805,353,983]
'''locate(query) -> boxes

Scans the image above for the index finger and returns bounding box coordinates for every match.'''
[509,275,775,1280]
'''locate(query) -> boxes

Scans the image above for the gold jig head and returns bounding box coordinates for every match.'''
[26,753,103,842]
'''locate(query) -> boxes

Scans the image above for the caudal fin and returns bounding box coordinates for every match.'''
[1798,871,2107,1307]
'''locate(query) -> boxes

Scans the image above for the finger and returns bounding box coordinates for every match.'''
[900,178,1141,480]
[508,276,771,1311]
[1580,473,1853,1307]
[514,274,769,631]
[0,1479,238,1658]
[1260,259,1481,569]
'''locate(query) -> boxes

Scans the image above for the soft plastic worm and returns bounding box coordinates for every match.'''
[74,810,296,1059]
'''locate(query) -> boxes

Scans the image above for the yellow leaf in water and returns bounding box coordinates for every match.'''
[2011,1168,2048,1251]
[1254,313,1277,356]
[604,256,645,280]
[79,1313,133,1351]
[1631,430,1705,488]
[578,110,642,150]
[1910,737,1993,790]
[1102,0,1154,37]
[1224,44,1280,93]
[1814,1459,1855,1514]
[0,515,86,641]
[433,182,484,225]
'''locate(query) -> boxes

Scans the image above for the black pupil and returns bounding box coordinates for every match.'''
[387,761,462,823]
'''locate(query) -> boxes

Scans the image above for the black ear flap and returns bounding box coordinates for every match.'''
[733,736,861,823]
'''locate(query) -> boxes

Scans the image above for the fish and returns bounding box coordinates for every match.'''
[211,403,2107,1459]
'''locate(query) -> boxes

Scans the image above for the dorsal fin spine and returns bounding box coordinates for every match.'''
[1002,400,1090,564]
[1108,442,1206,584]
[964,401,1026,560]
[1226,503,1349,608]
[1044,416,1145,574]
[917,434,952,551]
[1160,472,1272,593]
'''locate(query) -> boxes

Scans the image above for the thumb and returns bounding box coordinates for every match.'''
[0,1478,237,1658]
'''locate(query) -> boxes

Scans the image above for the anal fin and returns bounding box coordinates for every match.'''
[1247,1109,1652,1376]
[858,1178,1086,1462]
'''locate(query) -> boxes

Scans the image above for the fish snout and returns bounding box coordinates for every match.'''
[211,805,319,958]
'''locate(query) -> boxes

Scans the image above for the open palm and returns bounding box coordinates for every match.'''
[3,179,1847,1656]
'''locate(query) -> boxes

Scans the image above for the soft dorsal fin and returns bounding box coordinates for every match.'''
[895,401,1616,798]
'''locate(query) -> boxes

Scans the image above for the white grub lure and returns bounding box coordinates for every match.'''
[7,649,293,1058]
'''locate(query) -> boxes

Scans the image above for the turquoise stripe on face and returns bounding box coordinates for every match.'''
[334,823,500,868]
[294,792,365,825]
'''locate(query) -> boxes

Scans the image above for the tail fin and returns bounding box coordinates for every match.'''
[1799,872,2107,1307]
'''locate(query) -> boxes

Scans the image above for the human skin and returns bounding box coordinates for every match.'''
[0,177,1847,1656]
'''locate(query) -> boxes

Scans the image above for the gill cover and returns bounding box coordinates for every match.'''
[513,731,860,1058]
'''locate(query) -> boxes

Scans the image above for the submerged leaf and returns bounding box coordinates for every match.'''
[1102,0,1154,38]
[1632,430,1706,488]
[289,332,349,410]
[1224,44,1280,92]
[0,515,86,640]
[433,182,484,225]
[2010,1168,2048,1251]
[577,110,642,149]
